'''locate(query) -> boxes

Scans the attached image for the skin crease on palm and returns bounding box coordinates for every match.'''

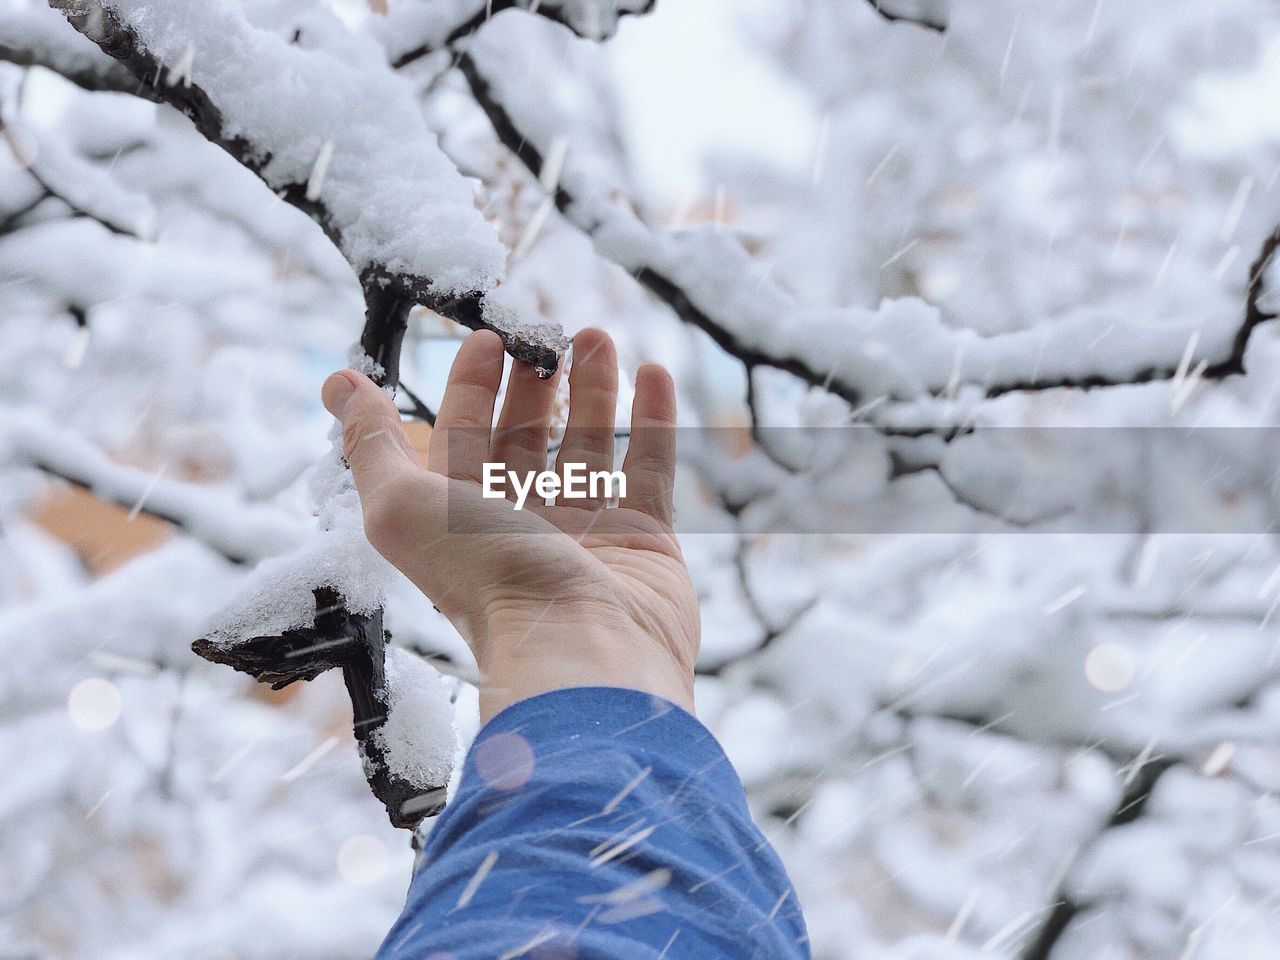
[321,328,699,723]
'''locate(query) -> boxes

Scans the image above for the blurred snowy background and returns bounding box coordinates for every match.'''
[4,0,1280,958]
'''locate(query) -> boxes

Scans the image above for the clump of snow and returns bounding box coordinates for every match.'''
[482,289,570,364]
[345,344,385,383]
[101,0,505,295]
[372,646,457,790]
[196,522,393,644]
[199,426,393,644]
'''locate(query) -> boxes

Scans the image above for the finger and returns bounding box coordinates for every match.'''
[555,327,618,509]
[427,330,505,483]
[489,358,561,491]
[621,362,677,525]
[321,368,422,527]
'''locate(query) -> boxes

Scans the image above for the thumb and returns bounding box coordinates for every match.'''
[322,370,421,505]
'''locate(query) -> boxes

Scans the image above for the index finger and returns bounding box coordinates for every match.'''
[427,330,505,482]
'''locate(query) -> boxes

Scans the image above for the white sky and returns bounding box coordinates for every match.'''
[606,0,820,206]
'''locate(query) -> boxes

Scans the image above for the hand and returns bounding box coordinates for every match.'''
[321,328,698,722]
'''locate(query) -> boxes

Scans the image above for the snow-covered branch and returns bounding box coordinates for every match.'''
[1,414,306,565]
[11,0,483,828]
[0,4,154,97]
[2,120,154,238]
[193,588,454,828]
[48,0,566,375]
[1021,757,1176,960]
[457,26,1280,423]
[865,0,948,32]
[385,0,656,69]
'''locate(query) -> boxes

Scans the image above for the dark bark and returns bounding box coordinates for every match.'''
[0,33,162,99]
[193,589,446,828]
[865,0,948,32]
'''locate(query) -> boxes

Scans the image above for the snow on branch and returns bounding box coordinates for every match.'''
[0,3,153,97]
[383,0,656,69]
[864,0,948,32]
[48,0,566,375]
[2,120,155,239]
[0,413,307,565]
[1020,756,1176,960]
[458,24,1280,421]
[194,586,456,828]
[33,0,492,827]
[181,421,454,828]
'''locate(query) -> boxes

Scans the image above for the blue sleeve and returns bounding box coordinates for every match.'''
[375,686,810,960]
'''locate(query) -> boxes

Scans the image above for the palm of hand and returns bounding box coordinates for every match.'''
[325,328,698,720]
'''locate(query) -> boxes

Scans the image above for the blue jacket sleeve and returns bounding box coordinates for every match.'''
[375,686,810,960]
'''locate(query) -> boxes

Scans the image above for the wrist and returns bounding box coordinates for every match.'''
[474,624,695,723]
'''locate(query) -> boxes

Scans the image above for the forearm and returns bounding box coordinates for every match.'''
[376,688,809,960]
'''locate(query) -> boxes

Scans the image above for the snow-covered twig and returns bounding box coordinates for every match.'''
[695,526,816,677]
[193,588,452,828]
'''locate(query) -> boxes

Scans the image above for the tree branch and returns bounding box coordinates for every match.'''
[191,588,444,828]
[1020,757,1176,960]
[396,380,438,426]
[455,50,1280,426]
[18,162,141,238]
[390,0,657,70]
[865,0,948,32]
[36,2,467,826]
[3,416,306,565]
[0,6,161,99]
[187,243,444,830]
[49,0,562,374]
[454,50,873,403]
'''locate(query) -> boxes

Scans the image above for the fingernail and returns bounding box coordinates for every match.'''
[322,370,358,418]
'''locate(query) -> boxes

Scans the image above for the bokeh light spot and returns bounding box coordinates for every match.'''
[1085,643,1136,693]
[337,833,389,886]
[474,731,535,790]
[67,677,123,731]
